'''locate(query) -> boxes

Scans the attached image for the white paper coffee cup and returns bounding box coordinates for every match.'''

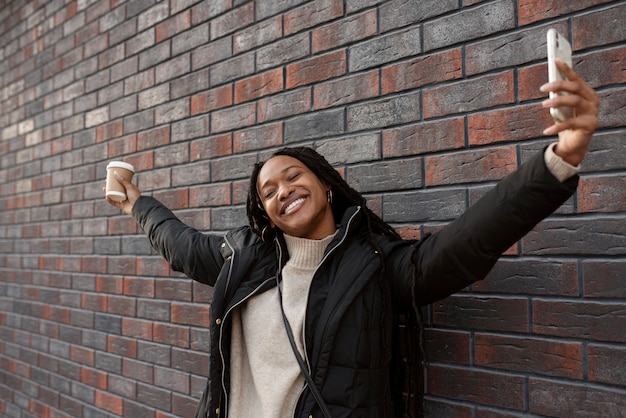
[106,161,135,202]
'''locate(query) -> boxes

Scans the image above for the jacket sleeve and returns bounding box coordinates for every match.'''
[132,195,226,286]
[390,148,579,308]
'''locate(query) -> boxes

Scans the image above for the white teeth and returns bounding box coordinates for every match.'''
[284,198,305,214]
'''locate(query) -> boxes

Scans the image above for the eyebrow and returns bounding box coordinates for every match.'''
[259,165,301,191]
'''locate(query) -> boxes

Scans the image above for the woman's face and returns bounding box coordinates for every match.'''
[257,155,337,239]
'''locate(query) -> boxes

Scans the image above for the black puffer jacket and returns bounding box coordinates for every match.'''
[132,150,577,418]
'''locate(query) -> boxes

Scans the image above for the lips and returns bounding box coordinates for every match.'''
[281,196,307,215]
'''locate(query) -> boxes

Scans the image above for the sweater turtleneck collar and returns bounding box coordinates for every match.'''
[283,233,337,270]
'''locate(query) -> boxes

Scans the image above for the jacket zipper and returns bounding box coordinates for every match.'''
[218,234,275,418]
[285,207,362,414]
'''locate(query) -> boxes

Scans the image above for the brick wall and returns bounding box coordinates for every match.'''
[1,0,625,417]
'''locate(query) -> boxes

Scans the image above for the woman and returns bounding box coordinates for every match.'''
[107,61,599,417]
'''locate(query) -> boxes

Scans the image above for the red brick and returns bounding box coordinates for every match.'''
[171,302,210,327]
[518,0,614,25]
[124,277,155,298]
[190,133,233,161]
[286,50,346,89]
[153,322,189,347]
[383,117,464,158]
[234,68,283,104]
[109,335,138,358]
[71,346,95,366]
[96,120,124,142]
[108,134,138,158]
[81,367,107,389]
[518,62,547,102]
[475,334,583,379]
[382,49,462,95]
[314,70,378,110]
[191,85,232,115]
[312,10,376,54]
[468,103,551,146]
[95,390,123,415]
[533,300,626,343]
[425,146,517,186]
[137,125,171,151]
[574,47,626,89]
[82,293,107,312]
[578,175,626,213]
[156,10,190,43]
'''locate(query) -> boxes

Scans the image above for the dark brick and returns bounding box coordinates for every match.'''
[533,300,626,343]
[349,26,422,72]
[429,364,526,410]
[529,378,626,417]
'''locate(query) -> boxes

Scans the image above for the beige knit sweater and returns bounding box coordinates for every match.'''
[228,233,335,418]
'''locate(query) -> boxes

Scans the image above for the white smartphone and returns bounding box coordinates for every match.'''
[546,29,574,121]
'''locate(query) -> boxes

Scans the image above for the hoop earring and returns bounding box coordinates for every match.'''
[327,189,333,204]
[261,226,269,242]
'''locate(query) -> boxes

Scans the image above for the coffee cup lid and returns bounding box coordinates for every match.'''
[107,161,135,172]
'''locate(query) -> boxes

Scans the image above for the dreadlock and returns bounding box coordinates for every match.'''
[246,146,425,417]
[246,146,401,241]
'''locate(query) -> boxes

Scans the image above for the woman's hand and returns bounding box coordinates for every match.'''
[541,59,600,166]
[105,172,141,216]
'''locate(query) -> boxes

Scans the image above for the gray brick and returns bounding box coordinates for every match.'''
[156,53,190,84]
[110,16,138,46]
[210,103,255,133]
[139,40,172,71]
[155,97,190,124]
[317,134,381,165]
[347,92,420,132]
[383,188,467,222]
[349,27,421,72]
[171,68,209,99]
[380,0,456,32]
[171,115,209,142]
[127,0,158,18]
[211,153,257,182]
[138,1,170,32]
[172,160,211,186]
[257,33,309,71]
[191,36,232,70]
[424,0,515,52]
[211,52,255,86]
[284,108,345,143]
[111,56,139,82]
[123,108,155,133]
[110,94,138,120]
[347,158,422,193]
[256,0,308,20]
[127,27,156,56]
[211,206,247,230]
[172,23,209,55]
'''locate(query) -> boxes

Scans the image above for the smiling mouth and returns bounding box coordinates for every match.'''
[283,197,306,215]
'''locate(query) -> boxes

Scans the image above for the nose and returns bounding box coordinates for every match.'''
[277,183,294,201]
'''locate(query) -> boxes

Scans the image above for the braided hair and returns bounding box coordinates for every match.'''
[246,146,401,241]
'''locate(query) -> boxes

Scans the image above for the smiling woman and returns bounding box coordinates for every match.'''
[106,61,599,418]
[255,155,336,240]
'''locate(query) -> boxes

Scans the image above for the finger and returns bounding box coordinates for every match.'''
[555,59,599,104]
[543,113,598,136]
